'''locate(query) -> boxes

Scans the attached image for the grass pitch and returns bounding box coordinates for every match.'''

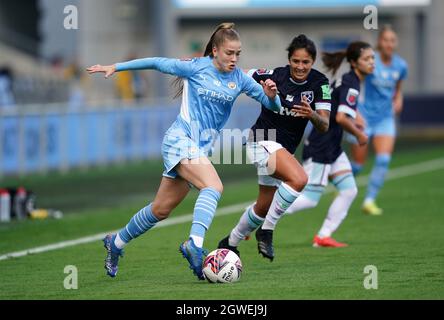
[0,145,443,300]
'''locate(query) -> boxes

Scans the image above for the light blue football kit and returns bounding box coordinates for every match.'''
[354,52,408,203]
[116,56,281,178]
[103,56,282,279]
[359,52,408,137]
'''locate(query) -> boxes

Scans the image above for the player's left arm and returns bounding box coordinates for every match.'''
[392,80,404,115]
[393,60,408,115]
[310,109,330,133]
[241,72,281,112]
[293,81,331,133]
[292,97,330,133]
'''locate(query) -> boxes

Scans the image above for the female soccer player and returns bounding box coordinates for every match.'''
[260,41,374,250]
[86,22,281,280]
[218,35,331,261]
[350,26,408,216]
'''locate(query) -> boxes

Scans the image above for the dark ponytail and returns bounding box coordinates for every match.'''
[322,51,347,76]
[322,41,372,76]
[173,22,240,98]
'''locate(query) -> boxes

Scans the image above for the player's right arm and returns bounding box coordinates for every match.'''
[336,112,367,146]
[87,57,197,79]
[335,78,368,146]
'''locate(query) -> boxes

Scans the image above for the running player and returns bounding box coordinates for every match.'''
[258,41,374,253]
[86,23,281,280]
[218,35,331,260]
[350,26,408,216]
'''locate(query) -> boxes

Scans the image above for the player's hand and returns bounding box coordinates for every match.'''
[292,96,313,118]
[355,111,366,130]
[393,97,403,115]
[86,64,116,79]
[260,79,278,98]
[356,123,365,131]
[357,132,368,146]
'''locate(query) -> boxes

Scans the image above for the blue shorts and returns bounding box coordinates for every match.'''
[365,117,396,138]
[345,117,396,144]
[161,122,209,179]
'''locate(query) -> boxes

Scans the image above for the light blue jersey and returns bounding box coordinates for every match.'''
[116,56,281,177]
[359,52,408,124]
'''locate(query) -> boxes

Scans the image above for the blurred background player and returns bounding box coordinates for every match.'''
[86,22,281,280]
[0,66,15,111]
[260,41,374,251]
[350,26,408,216]
[218,35,331,261]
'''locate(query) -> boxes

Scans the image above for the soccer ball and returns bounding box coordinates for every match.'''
[202,248,242,283]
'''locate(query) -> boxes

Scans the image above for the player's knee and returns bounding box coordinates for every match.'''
[287,171,308,192]
[151,203,171,220]
[197,180,223,194]
[207,182,223,194]
[253,203,269,217]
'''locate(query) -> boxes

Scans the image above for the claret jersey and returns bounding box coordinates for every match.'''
[248,66,331,154]
[303,69,361,163]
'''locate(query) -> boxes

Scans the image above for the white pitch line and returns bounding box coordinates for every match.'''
[0,201,252,262]
[1,157,443,262]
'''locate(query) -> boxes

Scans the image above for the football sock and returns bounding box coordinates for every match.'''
[114,233,127,249]
[262,185,321,231]
[285,184,324,214]
[190,235,204,248]
[117,203,159,248]
[190,187,221,248]
[351,161,364,176]
[229,204,264,247]
[366,153,391,202]
[318,173,357,237]
[262,183,300,231]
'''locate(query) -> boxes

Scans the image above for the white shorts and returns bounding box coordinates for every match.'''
[303,152,352,187]
[246,140,284,187]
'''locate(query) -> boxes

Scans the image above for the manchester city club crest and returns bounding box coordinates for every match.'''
[301,91,314,104]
